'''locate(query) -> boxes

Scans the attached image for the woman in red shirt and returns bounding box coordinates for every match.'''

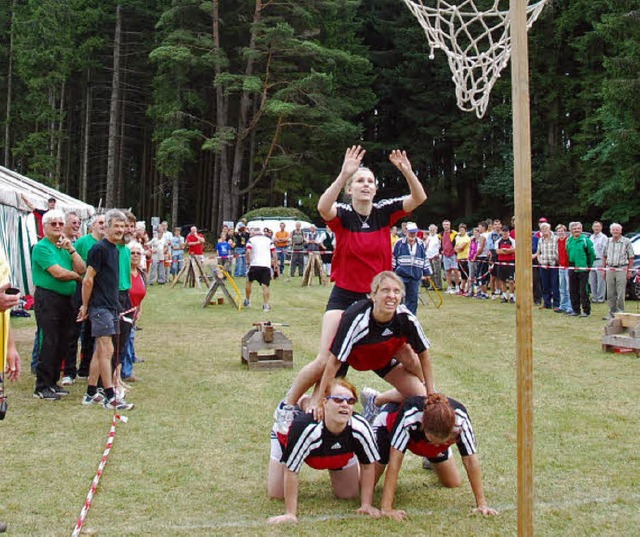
[122,241,147,382]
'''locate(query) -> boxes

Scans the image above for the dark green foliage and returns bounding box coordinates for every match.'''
[0,0,638,229]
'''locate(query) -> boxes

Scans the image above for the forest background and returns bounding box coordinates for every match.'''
[0,0,638,231]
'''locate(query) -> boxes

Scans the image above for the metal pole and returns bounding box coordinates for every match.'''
[510,0,534,535]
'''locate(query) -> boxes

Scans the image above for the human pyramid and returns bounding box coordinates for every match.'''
[266,146,498,523]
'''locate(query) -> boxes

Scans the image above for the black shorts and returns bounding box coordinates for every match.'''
[247,266,272,286]
[335,357,400,380]
[476,259,489,286]
[497,263,515,282]
[458,260,470,279]
[326,286,368,312]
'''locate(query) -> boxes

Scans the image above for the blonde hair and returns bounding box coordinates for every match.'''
[370,271,405,298]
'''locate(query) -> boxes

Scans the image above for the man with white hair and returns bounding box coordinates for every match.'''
[566,221,596,317]
[535,222,559,310]
[31,209,86,400]
[392,222,431,315]
[602,223,634,320]
[589,221,608,303]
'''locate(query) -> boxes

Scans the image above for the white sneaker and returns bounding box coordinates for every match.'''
[360,387,381,424]
[61,376,75,386]
[274,402,296,435]
[263,304,271,312]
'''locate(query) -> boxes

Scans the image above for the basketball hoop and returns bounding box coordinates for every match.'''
[402,0,548,117]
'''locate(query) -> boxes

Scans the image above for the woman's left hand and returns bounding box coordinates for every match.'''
[472,505,499,516]
[356,505,381,518]
[389,149,412,173]
[267,513,298,524]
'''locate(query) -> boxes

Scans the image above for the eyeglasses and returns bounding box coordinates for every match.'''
[48,222,64,227]
[326,395,357,405]
[130,252,142,255]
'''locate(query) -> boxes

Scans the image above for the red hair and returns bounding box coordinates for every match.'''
[422,393,455,439]
[324,378,358,401]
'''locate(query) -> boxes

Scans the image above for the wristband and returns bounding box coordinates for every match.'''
[70,250,77,255]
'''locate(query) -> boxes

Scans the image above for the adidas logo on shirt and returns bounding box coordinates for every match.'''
[382,328,393,336]
[331,442,342,450]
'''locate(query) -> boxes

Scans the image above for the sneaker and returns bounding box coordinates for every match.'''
[422,458,433,470]
[76,374,88,381]
[568,312,579,317]
[500,297,508,303]
[103,397,135,411]
[61,376,75,386]
[579,313,590,318]
[52,385,69,396]
[81,391,106,406]
[243,298,251,307]
[263,304,271,312]
[274,402,296,435]
[360,387,381,424]
[33,387,61,400]
[509,297,516,304]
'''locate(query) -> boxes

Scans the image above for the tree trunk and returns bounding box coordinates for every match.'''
[80,70,92,201]
[228,0,263,222]
[171,174,179,226]
[55,81,65,189]
[106,4,122,207]
[116,86,126,206]
[212,0,230,230]
[3,0,16,168]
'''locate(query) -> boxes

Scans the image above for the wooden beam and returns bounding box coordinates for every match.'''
[510,0,534,535]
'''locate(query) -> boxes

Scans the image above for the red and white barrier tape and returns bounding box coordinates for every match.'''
[489,261,633,273]
[72,414,128,537]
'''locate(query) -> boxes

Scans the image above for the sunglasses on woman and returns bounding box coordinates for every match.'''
[326,395,357,405]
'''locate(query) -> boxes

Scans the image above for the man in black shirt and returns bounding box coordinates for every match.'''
[78,209,133,411]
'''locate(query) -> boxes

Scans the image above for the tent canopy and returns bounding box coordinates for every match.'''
[0,166,95,294]
[0,165,95,219]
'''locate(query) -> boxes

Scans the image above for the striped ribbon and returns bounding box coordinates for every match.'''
[72,413,128,537]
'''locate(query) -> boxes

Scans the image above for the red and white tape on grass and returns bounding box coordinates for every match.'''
[72,413,128,537]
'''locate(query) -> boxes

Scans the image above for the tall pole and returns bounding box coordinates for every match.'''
[510,0,534,535]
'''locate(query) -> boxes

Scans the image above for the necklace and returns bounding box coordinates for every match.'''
[354,209,371,229]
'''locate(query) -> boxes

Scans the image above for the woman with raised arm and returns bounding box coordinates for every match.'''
[267,379,380,524]
[275,146,427,430]
[373,393,498,520]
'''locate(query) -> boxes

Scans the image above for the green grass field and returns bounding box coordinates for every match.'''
[1,277,639,536]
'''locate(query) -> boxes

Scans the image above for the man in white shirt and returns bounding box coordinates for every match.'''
[589,221,608,303]
[244,227,277,311]
[424,225,442,289]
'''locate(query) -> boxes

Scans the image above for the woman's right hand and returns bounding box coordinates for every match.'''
[267,513,298,524]
[340,145,366,179]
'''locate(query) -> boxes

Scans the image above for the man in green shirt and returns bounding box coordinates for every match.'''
[32,209,86,400]
[71,214,106,381]
[565,221,596,318]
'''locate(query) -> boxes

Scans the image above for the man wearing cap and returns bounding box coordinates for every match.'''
[20,194,57,240]
[233,222,250,277]
[392,223,432,315]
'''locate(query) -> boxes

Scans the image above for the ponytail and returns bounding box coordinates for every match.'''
[422,393,455,439]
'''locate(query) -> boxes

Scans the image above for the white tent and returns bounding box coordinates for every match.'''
[0,166,95,294]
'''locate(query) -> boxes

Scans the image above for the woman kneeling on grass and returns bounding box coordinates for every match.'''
[267,379,380,524]
[373,393,498,519]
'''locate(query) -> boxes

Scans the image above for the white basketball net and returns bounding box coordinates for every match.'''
[402,0,548,118]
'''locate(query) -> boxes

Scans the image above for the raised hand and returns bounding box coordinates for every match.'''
[340,145,367,179]
[389,149,412,174]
